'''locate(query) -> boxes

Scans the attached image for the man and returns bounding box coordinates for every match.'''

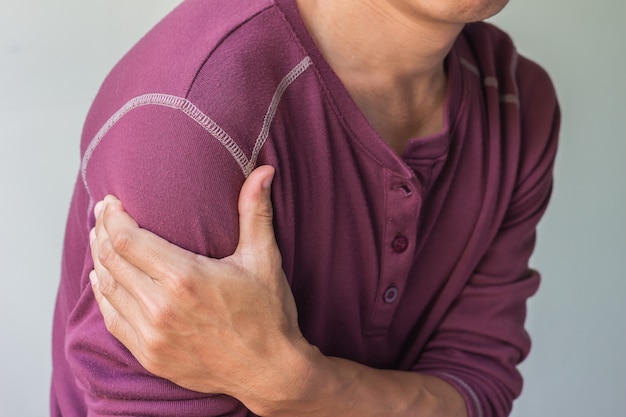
[51,0,560,416]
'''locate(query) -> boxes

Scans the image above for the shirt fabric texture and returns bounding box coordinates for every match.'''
[51,0,560,416]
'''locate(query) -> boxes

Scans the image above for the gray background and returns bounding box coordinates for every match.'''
[1,0,624,416]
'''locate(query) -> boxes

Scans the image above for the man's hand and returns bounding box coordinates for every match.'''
[89,166,317,413]
[89,165,468,417]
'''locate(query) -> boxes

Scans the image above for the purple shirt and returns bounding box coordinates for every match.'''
[51,0,560,416]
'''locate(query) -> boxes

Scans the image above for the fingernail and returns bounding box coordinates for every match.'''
[89,270,99,287]
[262,169,275,190]
[89,228,96,244]
[94,200,104,218]
[104,195,119,204]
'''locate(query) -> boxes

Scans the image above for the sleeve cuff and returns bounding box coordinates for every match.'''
[426,371,484,417]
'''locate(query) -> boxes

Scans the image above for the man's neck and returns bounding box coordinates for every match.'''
[296,0,464,154]
[296,0,463,81]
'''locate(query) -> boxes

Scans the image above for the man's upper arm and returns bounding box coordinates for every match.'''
[64,101,253,416]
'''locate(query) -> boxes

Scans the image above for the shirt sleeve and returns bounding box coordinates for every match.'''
[64,100,257,417]
[412,56,561,417]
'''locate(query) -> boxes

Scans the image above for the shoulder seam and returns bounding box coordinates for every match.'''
[81,57,313,226]
[185,2,276,98]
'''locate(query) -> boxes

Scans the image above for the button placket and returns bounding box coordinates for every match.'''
[367,171,421,336]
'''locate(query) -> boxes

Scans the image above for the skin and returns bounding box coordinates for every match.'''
[90,0,511,415]
[296,0,509,153]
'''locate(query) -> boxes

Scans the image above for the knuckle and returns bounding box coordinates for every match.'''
[110,228,133,256]
[255,202,274,223]
[139,345,164,375]
[241,194,273,220]
[97,273,117,296]
[149,303,176,330]
[97,242,117,268]
[142,326,166,350]
[167,267,198,298]
[140,332,169,376]
[102,313,120,336]
[168,271,188,289]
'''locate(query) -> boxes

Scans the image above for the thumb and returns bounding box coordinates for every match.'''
[236,165,278,255]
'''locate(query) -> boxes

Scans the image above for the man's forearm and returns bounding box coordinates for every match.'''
[246,343,468,417]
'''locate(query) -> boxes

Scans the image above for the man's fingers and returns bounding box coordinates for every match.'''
[89,270,140,352]
[90,227,155,334]
[236,165,278,255]
[92,202,161,305]
[96,195,212,292]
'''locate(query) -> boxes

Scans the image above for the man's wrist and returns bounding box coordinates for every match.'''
[241,335,331,416]
[243,341,469,417]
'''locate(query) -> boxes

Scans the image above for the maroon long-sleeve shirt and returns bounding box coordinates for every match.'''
[51,0,560,416]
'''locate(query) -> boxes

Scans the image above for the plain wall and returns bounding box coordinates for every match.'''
[0,1,623,416]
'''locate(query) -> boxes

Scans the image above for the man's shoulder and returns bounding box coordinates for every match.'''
[89,1,278,101]
[458,21,555,96]
[457,22,560,190]
[83,0,309,146]
[81,0,316,176]
[94,0,277,101]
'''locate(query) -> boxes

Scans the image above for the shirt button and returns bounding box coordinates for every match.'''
[399,184,413,196]
[383,286,399,304]
[391,235,409,253]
